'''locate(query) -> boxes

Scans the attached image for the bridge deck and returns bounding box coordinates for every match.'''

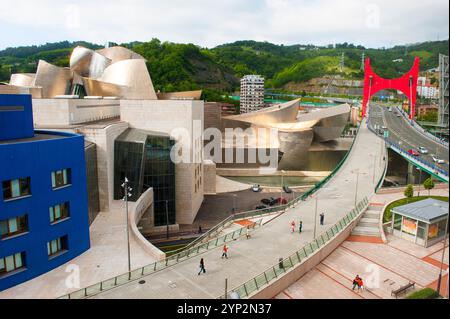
[92,121,386,299]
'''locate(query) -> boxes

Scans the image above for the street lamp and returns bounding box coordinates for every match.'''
[351,169,367,208]
[436,215,449,296]
[121,177,133,279]
[231,194,237,214]
[280,170,285,201]
[165,200,170,239]
[416,167,422,196]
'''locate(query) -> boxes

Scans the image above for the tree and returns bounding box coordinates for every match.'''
[404,184,414,203]
[423,178,435,196]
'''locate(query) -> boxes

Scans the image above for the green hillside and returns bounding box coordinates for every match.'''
[0,39,448,96]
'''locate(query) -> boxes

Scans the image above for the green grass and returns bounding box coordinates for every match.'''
[406,288,440,299]
[383,195,449,223]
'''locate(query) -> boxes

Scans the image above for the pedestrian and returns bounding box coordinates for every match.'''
[352,275,360,291]
[320,212,325,225]
[221,244,228,259]
[358,277,365,291]
[290,220,296,233]
[298,221,303,233]
[246,226,251,239]
[198,225,202,234]
[198,258,206,275]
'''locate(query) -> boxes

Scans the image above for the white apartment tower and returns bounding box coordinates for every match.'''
[240,75,265,113]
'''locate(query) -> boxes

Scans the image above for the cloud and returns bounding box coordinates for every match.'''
[0,0,448,49]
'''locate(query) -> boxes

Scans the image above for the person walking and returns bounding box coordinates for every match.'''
[290,220,296,233]
[246,226,251,239]
[358,277,365,291]
[221,244,229,259]
[298,221,303,233]
[198,225,202,234]
[320,212,325,225]
[198,258,206,275]
[352,275,360,291]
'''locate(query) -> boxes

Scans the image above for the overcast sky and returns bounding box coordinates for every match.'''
[0,0,448,50]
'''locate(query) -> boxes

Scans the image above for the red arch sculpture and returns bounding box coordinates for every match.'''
[362,57,419,119]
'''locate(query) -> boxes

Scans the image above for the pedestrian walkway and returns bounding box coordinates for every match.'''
[87,121,386,299]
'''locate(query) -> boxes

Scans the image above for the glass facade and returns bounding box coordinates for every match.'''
[85,143,100,225]
[114,129,176,226]
[0,252,25,276]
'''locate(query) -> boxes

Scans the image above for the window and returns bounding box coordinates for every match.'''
[47,236,68,257]
[0,252,25,276]
[51,169,71,189]
[2,177,31,200]
[49,202,70,223]
[0,215,28,239]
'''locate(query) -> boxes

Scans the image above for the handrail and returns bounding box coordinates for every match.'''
[218,196,370,299]
[396,106,449,148]
[366,119,448,181]
[58,218,263,299]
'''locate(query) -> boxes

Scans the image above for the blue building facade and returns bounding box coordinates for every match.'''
[0,94,90,291]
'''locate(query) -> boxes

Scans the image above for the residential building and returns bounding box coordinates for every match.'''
[240,75,265,113]
[0,94,90,290]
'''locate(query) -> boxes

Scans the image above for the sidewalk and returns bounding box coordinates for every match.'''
[0,201,158,299]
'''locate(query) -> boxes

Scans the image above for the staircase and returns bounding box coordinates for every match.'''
[351,204,382,237]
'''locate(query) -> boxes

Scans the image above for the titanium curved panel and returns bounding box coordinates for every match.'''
[296,104,351,142]
[96,46,145,64]
[157,90,202,100]
[225,99,300,126]
[70,46,111,79]
[99,59,157,100]
[278,129,314,170]
[9,73,36,86]
[82,77,126,98]
[34,60,73,98]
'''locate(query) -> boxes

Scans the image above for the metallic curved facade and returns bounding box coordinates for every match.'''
[99,59,157,100]
[9,73,36,87]
[219,100,351,170]
[96,46,145,64]
[70,46,112,79]
[34,60,73,98]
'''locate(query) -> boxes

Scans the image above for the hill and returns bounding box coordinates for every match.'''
[0,39,448,95]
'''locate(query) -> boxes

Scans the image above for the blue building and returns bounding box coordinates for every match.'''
[0,94,90,291]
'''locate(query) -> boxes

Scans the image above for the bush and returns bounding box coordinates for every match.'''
[406,288,439,299]
[404,184,414,202]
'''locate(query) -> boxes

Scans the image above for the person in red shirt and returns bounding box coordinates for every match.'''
[221,244,229,259]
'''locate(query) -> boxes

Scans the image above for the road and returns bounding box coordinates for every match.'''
[369,103,449,172]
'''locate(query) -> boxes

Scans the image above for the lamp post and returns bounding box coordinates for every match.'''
[165,200,169,240]
[416,167,422,196]
[313,196,318,239]
[280,170,285,202]
[436,215,449,296]
[231,194,237,214]
[121,177,132,280]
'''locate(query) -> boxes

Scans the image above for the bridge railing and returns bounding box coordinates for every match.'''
[58,217,264,299]
[367,119,449,180]
[396,106,449,148]
[218,196,369,299]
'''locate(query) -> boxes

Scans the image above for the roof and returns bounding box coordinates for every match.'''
[115,128,170,144]
[392,198,449,223]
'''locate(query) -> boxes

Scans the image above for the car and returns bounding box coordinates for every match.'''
[277,197,288,205]
[431,154,445,164]
[251,184,262,192]
[418,146,428,154]
[407,149,420,156]
[261,197,277,206]
[388,107,392,112]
